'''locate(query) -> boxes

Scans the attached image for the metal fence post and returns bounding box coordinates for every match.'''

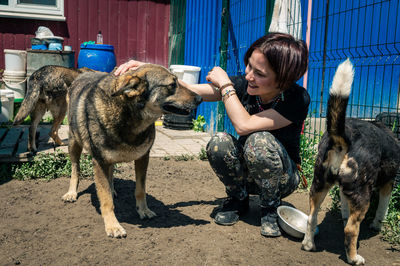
[217,0,229,132]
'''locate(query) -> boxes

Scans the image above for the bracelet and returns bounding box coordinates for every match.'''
[222,89,236,102]
[219,82,234,92]
[221,88,235,98]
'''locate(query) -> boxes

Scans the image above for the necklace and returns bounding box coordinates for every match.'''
[256,93,283,112]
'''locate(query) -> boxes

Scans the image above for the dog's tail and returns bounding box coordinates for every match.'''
[327,59,354,145]
[13,78,41,125]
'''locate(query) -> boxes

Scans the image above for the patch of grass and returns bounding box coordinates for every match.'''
[198,147,208,161]
[174,154,194,161]
[299,133,319,189]
[8,151,93,181]
[382,183,400,246]
[328,185,340,211]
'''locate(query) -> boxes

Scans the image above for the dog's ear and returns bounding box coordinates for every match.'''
[111,74,148,97]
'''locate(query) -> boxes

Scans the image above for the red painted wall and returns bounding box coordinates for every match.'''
[0,0,170,70]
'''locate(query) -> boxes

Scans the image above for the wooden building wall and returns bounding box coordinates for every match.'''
[0,0,170,70]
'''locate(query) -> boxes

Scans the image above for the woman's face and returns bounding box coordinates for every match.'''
[245,49,279,99]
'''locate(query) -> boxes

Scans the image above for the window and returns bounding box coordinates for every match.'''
[0,0,65,21]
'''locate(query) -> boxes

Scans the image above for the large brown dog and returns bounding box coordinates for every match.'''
[13,65,94,152]
[62,64,202,238]
[301,59,400,265]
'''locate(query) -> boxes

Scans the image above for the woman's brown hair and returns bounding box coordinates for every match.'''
[244,32,308,91]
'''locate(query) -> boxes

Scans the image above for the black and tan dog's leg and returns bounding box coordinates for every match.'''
[93,159,126,238]
[134,153,156,219]
[108,164,117,198]
[49,99,67,146]
[370,180,394,231]
[62,138,82,202]
[302,184,332,251]
[340,188,350,226]
[28,102,46,152]
[344,202,369,265]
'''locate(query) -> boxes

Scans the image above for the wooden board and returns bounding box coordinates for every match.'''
[0,125,61,163]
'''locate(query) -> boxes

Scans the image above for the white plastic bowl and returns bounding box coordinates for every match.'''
[277,206,318,239]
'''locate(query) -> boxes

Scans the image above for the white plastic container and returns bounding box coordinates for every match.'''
[2,74,27,100]
[4,49,27,76]
[169,65,201,84]
[0,89,15,122]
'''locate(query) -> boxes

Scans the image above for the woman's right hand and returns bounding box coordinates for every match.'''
[206,66,232,89]
[114,60,145,76]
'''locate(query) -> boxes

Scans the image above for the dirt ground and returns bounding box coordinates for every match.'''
[0,158,399,266]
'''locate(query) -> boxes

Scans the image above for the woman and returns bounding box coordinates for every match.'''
[115,32,310,237]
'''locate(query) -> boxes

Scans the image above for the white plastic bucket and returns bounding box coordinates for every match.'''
[169,65,201,84]
[3,70,26,78]
[4,49,27,76]
[2,74,27,101]
[0,89,15,122]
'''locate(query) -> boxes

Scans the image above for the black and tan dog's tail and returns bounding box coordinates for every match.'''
[326,59,354,147]
[13,79,41,125]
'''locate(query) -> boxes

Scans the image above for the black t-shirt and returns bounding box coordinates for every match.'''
[229,75,310,164]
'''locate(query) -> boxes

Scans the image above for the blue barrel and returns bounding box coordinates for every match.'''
[77,44,116,72]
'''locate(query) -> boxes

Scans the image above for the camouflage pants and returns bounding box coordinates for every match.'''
[206,131,300,209]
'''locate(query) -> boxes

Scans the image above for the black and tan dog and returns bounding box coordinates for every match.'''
[301,59,400,265]
[61,64,202,238]
[13,65,94,152]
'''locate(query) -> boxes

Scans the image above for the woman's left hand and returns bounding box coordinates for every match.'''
[114,60,145,76]
[206,67,232,88]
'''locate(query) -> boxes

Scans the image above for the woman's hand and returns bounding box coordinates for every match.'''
[114,60,145,76]
[206,67,232,88]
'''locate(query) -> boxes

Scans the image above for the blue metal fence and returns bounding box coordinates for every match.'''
[184,0,221,134]
[183,0,400,137]
[307,0,400,119]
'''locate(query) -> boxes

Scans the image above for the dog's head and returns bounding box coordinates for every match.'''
[110,64,202,115]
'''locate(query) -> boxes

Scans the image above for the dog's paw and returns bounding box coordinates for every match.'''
[137,208,157,219]
[369,220,382,231]
[50,133,64,146]
[105,224,127,238]
[301,238,316,252]
[56,140,65,146]
[348,254,365,265]
[62,192,77,202]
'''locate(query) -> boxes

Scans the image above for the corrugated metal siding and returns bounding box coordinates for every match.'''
[185,0,400,135]
[184,0,273,135]
[306,0,400,119]
[184,0,222,134]
[169,0,186,65]
[0,0,170,70]
[223,0,268,135]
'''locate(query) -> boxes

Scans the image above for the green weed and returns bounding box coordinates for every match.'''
[174,154,194,161]
[299,133,319,189]
[192,115,206,132]
[10,151,93,180]
[198,147,208,161]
